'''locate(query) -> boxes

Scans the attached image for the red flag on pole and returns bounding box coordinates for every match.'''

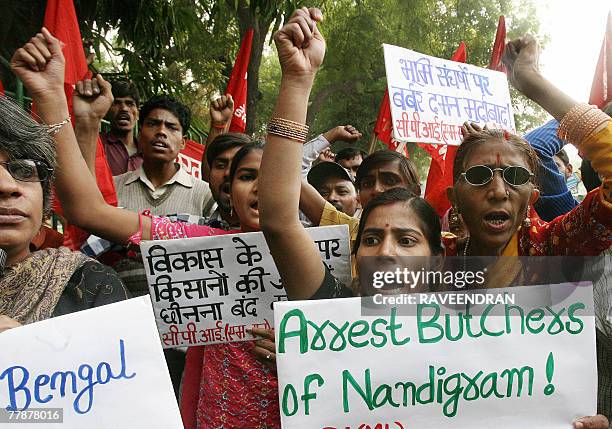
[417,42,466,216]
[43,0,89,107]
[372,91,409,156]
[373,90,393,145]
[226,29,253,133]
[451,41,467,63]
[44,0,117,249]
[589,11,612,108]
[489,16,507,72]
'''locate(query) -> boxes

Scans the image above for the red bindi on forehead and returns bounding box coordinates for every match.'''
[496,153,501,165]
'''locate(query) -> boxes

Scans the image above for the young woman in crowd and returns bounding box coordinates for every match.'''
[259,8,443,301]
[0,96,129,334]
[10,28,278,429]
[259,7,610,428]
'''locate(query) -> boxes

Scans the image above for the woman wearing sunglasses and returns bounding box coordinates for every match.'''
[445,36,611,260]
[0,96,129,334]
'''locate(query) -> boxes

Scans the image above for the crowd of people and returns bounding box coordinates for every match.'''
[0,6,610,428]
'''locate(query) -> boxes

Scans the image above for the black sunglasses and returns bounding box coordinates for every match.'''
[461,165,533,187]
[1,159,53,183]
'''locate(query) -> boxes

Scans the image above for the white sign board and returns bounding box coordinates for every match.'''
[0,297,182,428]
[383,43,515,145]
[275,283,597,429]
[141,225,351,348]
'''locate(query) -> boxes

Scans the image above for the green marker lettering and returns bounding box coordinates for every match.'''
[278,309,308,354]
[417,304,443,343]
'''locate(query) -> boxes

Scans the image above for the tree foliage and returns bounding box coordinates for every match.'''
[256,0,546,172]
[298,0,546,137]
[1,0,546,144]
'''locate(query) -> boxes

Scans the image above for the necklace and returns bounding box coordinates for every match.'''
[462,236,470,273]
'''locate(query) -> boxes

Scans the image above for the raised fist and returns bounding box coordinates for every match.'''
[273,7,325,83]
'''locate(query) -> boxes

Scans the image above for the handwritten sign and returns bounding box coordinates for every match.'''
[383,44,515,145]
[141,225,351,348]
[0,297,182,428]
[275,283,597,428]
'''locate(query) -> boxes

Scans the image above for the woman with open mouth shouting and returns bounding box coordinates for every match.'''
[444,35,611,260]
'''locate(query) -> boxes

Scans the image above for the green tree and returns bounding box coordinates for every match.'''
[302,0,546,139]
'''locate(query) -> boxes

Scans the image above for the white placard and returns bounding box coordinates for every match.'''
[275,283,597,428]
[383,43,515,145]
[141,225,351,348]
[0,297,182,428]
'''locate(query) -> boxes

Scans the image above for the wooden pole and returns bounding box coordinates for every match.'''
[368,132,378,154]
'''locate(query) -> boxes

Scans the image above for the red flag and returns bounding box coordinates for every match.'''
[177,140,205,179]
[589,11,612,108]
[489,16,507,72]
[44,0,117,249]
[0,80,4,95]
[419,144,458,216]
[373,90,393,145]
[451,41,467,63]
[226,29,253,133]
[416,42,466,216]
[372,91,409,156]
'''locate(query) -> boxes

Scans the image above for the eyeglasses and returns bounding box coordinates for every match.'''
[461,165,533,187]
[0,160,53,182]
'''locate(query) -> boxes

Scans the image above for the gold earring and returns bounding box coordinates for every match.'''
[449,206,462,231]
[523,205,531,228]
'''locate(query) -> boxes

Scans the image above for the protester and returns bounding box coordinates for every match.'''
[335,146,367,179]
[300,148,421,244]
[259,8,442,302]
[100,80,143,176]
[10,30,279,429]
[0,93,128,334]
[111,96,215,216]
[307,161,359,216]
[205,131,254,229]
[554,148,586,200]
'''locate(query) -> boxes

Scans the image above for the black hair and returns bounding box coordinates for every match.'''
[206,132,254,169]
[0,96,56,216]
[353,188,443,256]
[356,150,421,195]
[139,95,191,135]
[335,147,367,163]
[453,128,540,186]
[554,148,570,168]
[580,159,601,192]
[110,80,140,106]
[228,140,265,187]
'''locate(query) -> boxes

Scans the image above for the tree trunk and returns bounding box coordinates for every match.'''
[306,81,356,126]
[235,0,275,135]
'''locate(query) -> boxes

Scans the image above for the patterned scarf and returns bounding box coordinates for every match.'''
[0,247,89,324]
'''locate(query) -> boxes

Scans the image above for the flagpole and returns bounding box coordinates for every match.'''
[368,132,378,154]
